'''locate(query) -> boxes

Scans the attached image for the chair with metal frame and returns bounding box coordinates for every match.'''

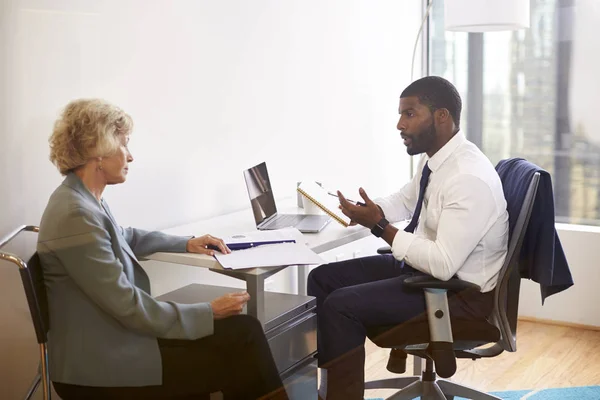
[0,225,51,400]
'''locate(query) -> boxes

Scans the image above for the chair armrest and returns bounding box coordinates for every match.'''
[377,246,392,255]
[404,275,481,292]
[403,275,477,379]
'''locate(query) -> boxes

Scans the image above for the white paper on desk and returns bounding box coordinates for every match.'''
[222,227,305,246]
[214,242,323,270]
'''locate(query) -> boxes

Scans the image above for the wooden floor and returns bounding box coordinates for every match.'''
[364,321,600,399]
[44,321,600,400]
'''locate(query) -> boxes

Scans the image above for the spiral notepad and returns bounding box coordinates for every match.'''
[297,181,352,227]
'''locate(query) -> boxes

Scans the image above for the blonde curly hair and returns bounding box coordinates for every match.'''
[49,99,133,175]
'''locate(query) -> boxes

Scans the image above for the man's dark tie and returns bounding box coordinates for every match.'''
[404,162,432,234]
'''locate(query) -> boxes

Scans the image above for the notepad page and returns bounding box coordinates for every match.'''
[297,181,352,227]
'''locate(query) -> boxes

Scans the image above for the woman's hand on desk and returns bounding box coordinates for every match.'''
[210,292,251,319]
[186,234,231,256]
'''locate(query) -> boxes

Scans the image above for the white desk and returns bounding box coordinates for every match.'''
[146,197,372,321]
[147,199,422,377]
[152,197,372,266]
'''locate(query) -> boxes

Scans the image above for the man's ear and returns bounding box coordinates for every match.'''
[435,108,451,124]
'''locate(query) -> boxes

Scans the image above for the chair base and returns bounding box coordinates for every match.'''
[365,361,502,400]
[25,373,41,400]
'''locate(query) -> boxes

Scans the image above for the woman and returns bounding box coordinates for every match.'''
[37,99,286,399]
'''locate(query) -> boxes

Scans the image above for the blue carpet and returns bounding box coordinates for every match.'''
[367,384,600,399]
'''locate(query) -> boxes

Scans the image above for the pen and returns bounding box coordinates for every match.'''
[327,192,366,207]
[208,239,296,252]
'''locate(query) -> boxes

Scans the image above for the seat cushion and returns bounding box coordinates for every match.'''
[366,317,500,350]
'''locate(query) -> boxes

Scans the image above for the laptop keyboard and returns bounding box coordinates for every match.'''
[262,214,305,229]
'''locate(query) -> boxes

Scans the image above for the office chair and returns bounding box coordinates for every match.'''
[364,171,540,400]
[0,225,51,400]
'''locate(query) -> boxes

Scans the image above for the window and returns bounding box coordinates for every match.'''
[429,0,600,226]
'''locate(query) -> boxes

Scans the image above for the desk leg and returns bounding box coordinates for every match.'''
[246,275,265,323]
[297,265,308,296]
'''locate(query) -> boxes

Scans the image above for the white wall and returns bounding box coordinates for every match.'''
[1,0,420,235]
[0,1,422,398]
[517,225,600,327]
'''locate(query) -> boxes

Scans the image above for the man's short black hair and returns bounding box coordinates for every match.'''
[401,76,462,129]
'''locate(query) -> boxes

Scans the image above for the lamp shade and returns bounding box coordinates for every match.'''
[445,0,530,32]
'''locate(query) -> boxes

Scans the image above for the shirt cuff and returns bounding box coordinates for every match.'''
[178,236,194,253]
[391,230,417,261]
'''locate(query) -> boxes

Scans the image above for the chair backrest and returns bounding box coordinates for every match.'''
[25,252,50,343]
[492,171,540,353]
[0,226,49,344]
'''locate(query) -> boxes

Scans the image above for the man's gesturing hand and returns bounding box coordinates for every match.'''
[338,187,383,229]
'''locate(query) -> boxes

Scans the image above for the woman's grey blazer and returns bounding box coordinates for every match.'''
[37,173,213,387]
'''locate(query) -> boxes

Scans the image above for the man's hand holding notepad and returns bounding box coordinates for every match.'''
[297,181,355,227]
[298,182,385,230]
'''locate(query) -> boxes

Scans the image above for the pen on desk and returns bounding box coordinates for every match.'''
[208,240,296,252]
[327,192,366,207]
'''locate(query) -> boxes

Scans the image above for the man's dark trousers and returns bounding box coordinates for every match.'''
[307,254,493,399]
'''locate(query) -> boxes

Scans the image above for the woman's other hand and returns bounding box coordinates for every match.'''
[186,234,231,255]
[210,292,251,319]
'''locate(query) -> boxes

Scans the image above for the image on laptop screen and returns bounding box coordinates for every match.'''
[243,162,277,225]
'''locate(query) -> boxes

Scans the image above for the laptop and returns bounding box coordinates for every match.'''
[243,162,331,233]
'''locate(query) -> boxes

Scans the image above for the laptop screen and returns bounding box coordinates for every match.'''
[243,162,278,225]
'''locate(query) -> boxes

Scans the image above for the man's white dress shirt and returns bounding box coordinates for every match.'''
[375,132,509,292]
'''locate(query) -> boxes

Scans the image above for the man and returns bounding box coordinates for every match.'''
[307,76,509,400]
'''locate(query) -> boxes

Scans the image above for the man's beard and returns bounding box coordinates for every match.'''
[405,122,437,156]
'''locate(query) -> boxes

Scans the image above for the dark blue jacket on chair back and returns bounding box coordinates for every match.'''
[496,158,574,303]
